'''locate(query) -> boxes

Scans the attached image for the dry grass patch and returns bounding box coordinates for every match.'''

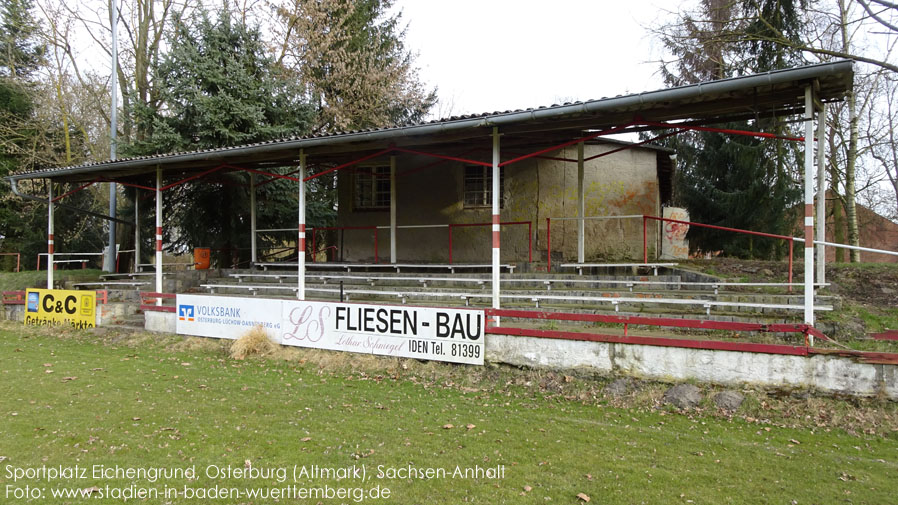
[229,325,277,359]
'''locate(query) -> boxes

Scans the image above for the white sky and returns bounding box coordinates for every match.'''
[392,0,671,117]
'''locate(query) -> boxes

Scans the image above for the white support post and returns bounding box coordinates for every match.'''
[298,150,306,300]
[250,172,257,267]
[803,87,816,329]
[491,128,501,321]
[816,102,827,286]
[390,155,397,264]
[155,166,163,305]
[134,190,140,273]
[47,181,54,289]
[577,142,585,264]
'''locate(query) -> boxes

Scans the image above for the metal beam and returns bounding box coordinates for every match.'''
[390,155,397,264]
[47,182,54,289]
[491,128,501,323]
[155,166,163,305]
[250,173,257,266]
[8,178,134,226]
[803,87,816,329]
[577,143,585,263]
[298,150,306,300]
[134,190,140,273]
[816,102,827,285]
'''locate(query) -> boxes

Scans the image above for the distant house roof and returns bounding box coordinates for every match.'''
[6,60,854,185]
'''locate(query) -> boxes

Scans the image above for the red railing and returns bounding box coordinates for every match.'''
[3,289,107,305]
[448,221,532,264]
[486,308,826,349]
[544,215,796,288]
[641,215,795,288]
[309,226,379,264]
[140,292,176,313]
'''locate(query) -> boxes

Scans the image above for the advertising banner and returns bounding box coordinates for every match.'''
[175,294,284,341]
[281,300,485,365]
[173,294,484,365]
[24,289,96,329]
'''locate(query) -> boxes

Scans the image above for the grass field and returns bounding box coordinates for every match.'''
[0,322,896,504]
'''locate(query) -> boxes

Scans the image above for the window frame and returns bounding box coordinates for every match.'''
[463,165,504,209]
[353,165,392,211]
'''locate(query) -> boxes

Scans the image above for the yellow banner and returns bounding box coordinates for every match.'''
[24,289,96,329]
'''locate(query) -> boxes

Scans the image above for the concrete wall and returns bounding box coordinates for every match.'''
[487,333,897,399]
[335,142,662,263]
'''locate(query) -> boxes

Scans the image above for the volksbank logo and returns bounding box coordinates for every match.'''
[178,304,241,321]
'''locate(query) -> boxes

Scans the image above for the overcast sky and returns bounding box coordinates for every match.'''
[392,0,671,117]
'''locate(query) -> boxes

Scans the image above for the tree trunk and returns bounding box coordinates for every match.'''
[845,87,861,262]
[827,123,846,262]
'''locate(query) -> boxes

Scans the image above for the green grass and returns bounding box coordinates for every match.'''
[0,324,896,504]
[0,269,104,292]
[854,307,898,333]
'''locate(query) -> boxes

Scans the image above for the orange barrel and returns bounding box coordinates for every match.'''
[193,247,211,270]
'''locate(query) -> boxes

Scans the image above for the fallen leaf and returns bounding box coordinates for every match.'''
[82,487,101,495]
[132,417,141,421]
[523,485,532,493]
[43,363,52,367]
[245,459,252,469]
[61,377,77,382]
[442,424,454,429]
[44,370,53,374]
[466,424,476,430]
[577,492,591,502]
[789,439,800,445]
[301,437,312,442]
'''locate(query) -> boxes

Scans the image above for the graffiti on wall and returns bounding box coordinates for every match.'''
[661,207,690,259]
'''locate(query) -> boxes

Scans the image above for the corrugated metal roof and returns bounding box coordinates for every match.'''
[6,60,854,183]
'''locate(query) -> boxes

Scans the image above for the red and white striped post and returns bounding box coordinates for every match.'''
[297,149,306,300]
[491,128,501,322]
[47,181,54,289]
[155,166,163,305]
[803,87,816,330]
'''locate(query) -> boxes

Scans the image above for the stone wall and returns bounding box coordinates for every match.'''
[335,142,663,263]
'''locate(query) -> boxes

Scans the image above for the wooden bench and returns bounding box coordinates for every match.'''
[199,283,832,314]
[559,262,678,276]
[230,273,488,289]
[253,262,516,274]
[73,281,149,290]
[2,291,25,305]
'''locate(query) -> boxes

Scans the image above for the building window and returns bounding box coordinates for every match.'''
[464,165,504,208]
[354,166,391,210]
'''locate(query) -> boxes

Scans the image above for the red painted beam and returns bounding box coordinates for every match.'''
[871,330,898,341]
[485,308,814,335]
[488,326,810,356]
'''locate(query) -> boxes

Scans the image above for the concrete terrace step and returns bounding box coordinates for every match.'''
[199,282,832,317]
[209,275,838,309]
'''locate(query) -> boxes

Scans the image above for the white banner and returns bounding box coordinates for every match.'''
[175,294,284,341]
[281,300,484,365]
[173,295,484,365]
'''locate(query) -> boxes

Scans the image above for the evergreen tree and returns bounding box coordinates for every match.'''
[274,0,435,131]
[652,0,805,258]
[0,0,42,78]
[127,8,318,267]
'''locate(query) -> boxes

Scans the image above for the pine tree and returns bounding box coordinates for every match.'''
[652,0,805,258]
[126,8,319,267]
[0,0,42,78]
[274,0,435,132]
